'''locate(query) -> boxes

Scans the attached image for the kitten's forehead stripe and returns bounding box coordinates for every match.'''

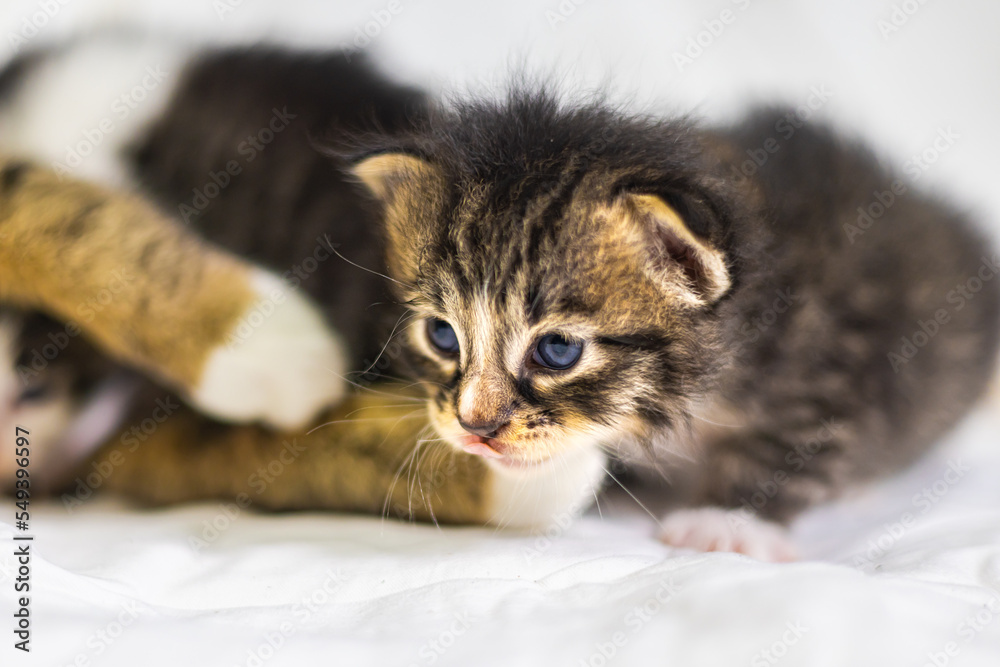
[525,166,587,259]
[525,284,545,325]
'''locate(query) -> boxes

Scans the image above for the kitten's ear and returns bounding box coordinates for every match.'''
[351,153,444,286]
[611,193,731,306]
[351,153,436,201]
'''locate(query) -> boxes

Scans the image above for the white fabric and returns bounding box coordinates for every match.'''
[2,408,999,666]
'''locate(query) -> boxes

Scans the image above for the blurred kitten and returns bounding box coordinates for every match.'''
[0,308,135,489]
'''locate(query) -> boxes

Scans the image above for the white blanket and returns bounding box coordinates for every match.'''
[2,408,999,666]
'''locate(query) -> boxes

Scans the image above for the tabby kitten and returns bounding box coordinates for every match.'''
[2,37,997,559]
[344,96,1000,558]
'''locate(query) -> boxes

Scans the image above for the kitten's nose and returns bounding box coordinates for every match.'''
[458,416,508,439]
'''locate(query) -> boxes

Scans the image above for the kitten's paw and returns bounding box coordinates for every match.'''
[190,271,346,430]
[658,507,798,562]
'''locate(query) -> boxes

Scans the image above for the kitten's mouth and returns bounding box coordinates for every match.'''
[459,434,505,459]
[458,434,549,469]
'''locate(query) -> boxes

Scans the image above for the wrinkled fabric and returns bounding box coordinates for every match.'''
[2,409,998,666]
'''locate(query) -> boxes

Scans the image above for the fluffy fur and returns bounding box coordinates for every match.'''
[1,38,998,551]
[345,91,1000,525]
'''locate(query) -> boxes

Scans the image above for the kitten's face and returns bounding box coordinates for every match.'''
[0,309,109,481]
[354,110,738,468]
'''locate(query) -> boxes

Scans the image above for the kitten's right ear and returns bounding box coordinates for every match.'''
[351,153,444,287]
[351,152,438,201]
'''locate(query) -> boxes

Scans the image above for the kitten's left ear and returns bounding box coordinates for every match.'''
[352,152,435,201]
[350,152,445,287]
[612,193,731,306]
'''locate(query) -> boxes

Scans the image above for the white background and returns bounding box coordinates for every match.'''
[4,0,999,240]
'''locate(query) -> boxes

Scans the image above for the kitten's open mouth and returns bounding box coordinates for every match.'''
[458,435,549,469]
[460,436,505,459]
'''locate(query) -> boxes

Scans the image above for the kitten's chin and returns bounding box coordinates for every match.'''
[483,440,607,530]
[435,423,608,528]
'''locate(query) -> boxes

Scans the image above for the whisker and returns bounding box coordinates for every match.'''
[341,403,428,419]
[690,413,744,429]
[325,234,412,288]
[413,440,441,528]
[306,409,425,435]
[404,434,429,520]
[324,369,427,403]
[492,463,531,534]
[360,310,421,376]
[382,422,434,525]
[383,436,422,524]
[603,465,662,528]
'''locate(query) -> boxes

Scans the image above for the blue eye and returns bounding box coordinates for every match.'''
[533,334,583,370]
[426,318,460,355]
